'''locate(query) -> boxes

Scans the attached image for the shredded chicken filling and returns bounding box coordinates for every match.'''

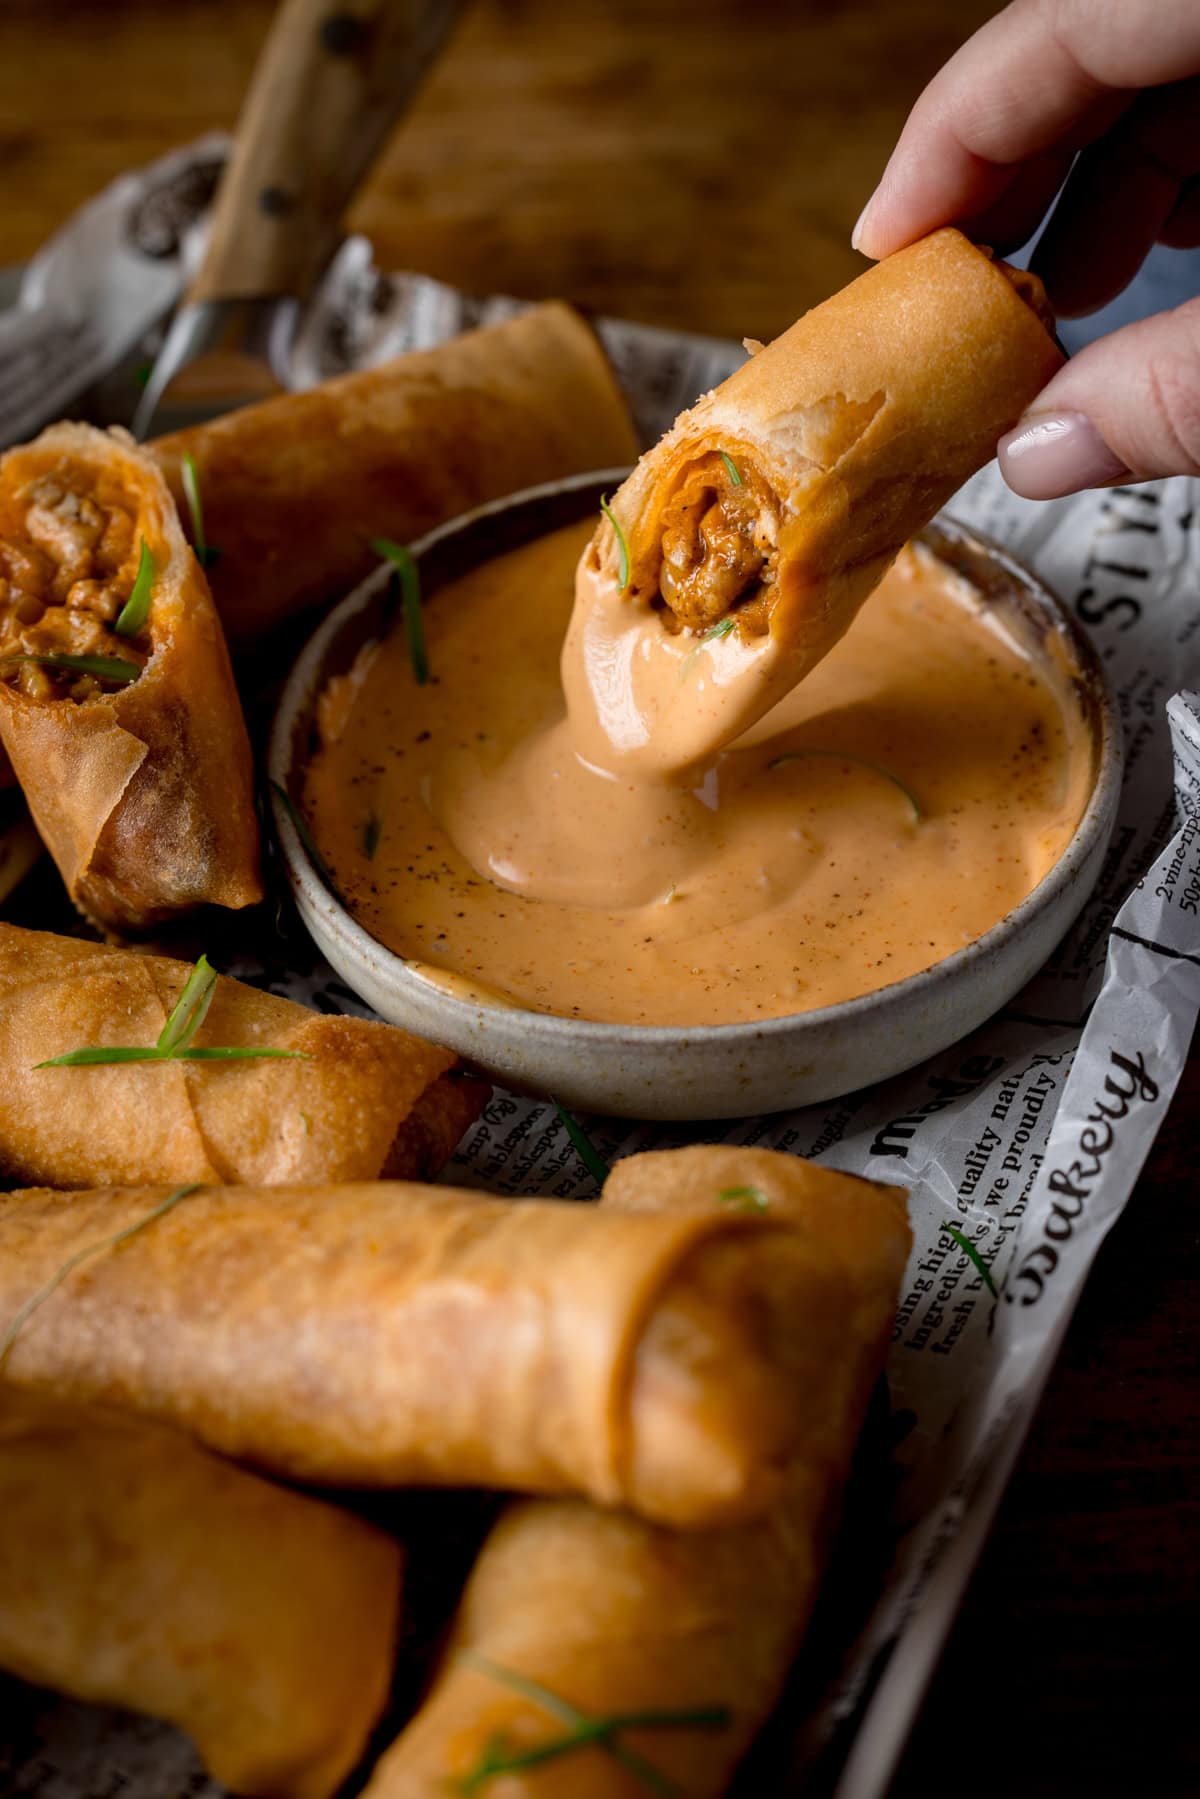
[0,472,147,700]
[654,456,783,635]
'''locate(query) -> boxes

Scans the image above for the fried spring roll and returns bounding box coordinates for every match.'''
[0,923,486,1188]
[0,1175,870,1527]
[0,1394,402,1799]
[566,230,1063,772]
[362,1148,910,1799]
[0,423,261,928]
[153,303,641,648]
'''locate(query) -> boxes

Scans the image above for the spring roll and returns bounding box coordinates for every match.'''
[0,1394,402,1799]
[153,302,641,649]
[0,922,486,1188]
[362,1147,910,1799]
[565,229,1063,773]
[0,423,261,929]
[0,1175,869,1528]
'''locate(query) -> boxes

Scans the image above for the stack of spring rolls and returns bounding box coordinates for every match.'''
[0,1140,910,1798]
[0,910,911,1794]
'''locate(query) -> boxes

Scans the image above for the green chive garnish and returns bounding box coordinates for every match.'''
[0,1184,201,1370]
[181,452,220,569]
[269,779,339,894]
[114,539,154,637]
[2,652,139,685]
[718,1184,769,1212]
[363,814,381,860]
[718,450,743,487]
[156,953,216,1054]
[371,537,428,684]
[299,1110,311,1135]
[35,1044,308,1069]
[35,1046,175,1067]
[679,612,738,680]
[944,1222,999,1298]
[768,750,922,821]
[553,1101,610,1186]
[599,494,630,592]
[456,1652,729,1795]
[33,953,310,1068]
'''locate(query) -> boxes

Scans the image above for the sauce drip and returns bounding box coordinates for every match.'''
[305,521,1093,1028]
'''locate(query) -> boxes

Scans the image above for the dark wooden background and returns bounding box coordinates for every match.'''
[1,2,1196,1794]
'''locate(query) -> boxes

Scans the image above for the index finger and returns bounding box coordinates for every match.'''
[854,0,1200,259]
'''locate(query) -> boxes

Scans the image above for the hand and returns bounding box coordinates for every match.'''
[852,0,1200,499]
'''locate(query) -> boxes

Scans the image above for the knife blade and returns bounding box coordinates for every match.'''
[134,0,463,440]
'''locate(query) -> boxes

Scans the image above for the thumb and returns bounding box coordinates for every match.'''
[998,297,1200,500]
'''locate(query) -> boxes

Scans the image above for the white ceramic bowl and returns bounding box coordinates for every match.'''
[270,471,1121,1120]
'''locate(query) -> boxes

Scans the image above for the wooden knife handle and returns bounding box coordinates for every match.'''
[188,0,462,304]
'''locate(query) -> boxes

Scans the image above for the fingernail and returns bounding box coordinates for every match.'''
[998,411,1129,501]
[851,194,877,256]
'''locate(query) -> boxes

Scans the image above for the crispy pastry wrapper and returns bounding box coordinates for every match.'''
[580,230,1064,762]
[0,423,261,929]
[0,1174,868,1527]
[153,302,640,648]
[0,923,484,1187]
[363,1147,910,1799]
[0,1393,402,1799]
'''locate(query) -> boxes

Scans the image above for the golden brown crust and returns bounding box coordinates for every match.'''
[0,1394,402,1799]
[153,302,640,647]
[0,922,477,1188]
[0,422,261,930]
[362,1148,909,1799]
[0,1176,860,1525]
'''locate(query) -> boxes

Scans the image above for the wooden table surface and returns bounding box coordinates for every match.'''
[2,2,1196,1794]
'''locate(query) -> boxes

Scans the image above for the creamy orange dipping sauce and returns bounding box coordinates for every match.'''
[304,521,1093,1027]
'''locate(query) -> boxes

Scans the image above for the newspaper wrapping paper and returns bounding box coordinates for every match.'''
[2,141,1199,1799]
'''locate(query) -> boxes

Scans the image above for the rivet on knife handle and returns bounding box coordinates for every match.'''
[188,0,464,307]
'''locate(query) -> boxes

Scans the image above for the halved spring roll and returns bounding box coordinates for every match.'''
[0,1175,869,1528]
[361,1147,910,1799]
[153,302,641,649]
[566,229,1064,772]
[0,1393,402,1799]
[0,422,261,929]
[0,922,487,1187]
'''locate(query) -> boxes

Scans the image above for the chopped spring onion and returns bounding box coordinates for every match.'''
[599,494,630,592]
[768,749,922,822]
[553,1100,610,1186]
[181,452,221,568]
[3,652,139,684]
[114,539,154,637]
[944,1222,999,1298]
[0,1185,201,1370]
[371,537,428,684]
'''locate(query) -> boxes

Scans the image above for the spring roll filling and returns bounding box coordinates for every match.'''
[0,465,150,700]
[651,452,783,635]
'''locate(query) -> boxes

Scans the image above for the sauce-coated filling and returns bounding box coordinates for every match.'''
[655,453,782,633]
[304,521,1094,1028]
[0,468,147,700]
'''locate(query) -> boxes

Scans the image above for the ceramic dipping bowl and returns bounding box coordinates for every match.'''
[270,470,1121,1120]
